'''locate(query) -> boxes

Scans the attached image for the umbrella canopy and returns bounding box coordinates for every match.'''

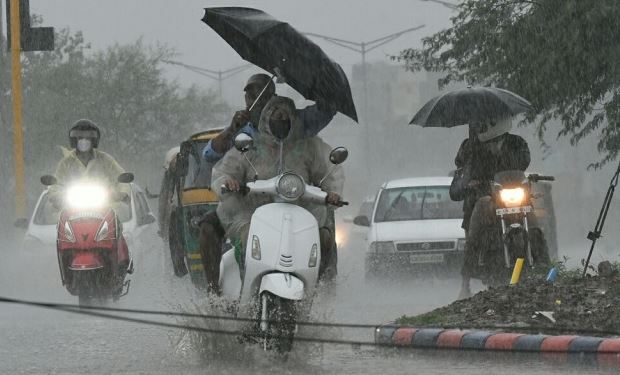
[410,87,533,127]
[202,7,358,122]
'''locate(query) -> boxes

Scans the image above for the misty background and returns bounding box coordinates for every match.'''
[0,0,618,264]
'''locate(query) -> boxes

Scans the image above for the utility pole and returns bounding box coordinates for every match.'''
[9,0,25,217]
[6,0,54,218]
[162,60,252,100]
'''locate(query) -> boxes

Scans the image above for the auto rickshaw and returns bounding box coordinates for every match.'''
[168,128,224,290]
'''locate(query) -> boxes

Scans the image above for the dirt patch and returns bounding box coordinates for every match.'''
[397,265,620,336]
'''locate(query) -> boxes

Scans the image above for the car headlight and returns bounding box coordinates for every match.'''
[277,173,305,201]
[369,241,395,254]
[457,238,466,251]
[499,187,526,207]
[95,221,110,242]
[66,183,109,209]
[308,243,318,267]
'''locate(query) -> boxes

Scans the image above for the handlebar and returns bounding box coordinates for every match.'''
[528,174,555,182]
[221,184,347,207]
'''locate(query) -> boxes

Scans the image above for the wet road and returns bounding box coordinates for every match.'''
[0,226,616,374]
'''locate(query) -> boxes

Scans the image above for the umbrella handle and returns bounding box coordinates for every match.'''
[248,74,276,112]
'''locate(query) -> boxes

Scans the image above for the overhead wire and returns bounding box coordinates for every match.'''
[2,295,620,340]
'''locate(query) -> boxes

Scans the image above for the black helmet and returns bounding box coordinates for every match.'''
[69,119,101,148]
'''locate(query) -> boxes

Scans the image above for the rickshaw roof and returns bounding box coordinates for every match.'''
[188,127,225,142]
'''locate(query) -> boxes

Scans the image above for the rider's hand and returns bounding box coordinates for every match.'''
[225,178,241,192]
[230,110,250,133]
[326,192,342,206]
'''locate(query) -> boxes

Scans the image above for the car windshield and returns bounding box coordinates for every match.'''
[374,185,463,222]
[33,192,132,225]
[184,140,214,190]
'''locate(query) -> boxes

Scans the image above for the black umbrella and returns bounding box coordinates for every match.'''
[410,87,533,127]
[202,7,358,122]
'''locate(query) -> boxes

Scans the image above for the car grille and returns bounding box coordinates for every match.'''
[279,254,293,267]
[396,241,456,252]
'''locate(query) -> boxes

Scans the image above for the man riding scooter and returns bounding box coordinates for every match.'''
[50,119,133,276]
[451,117,532,298]
[199,74,338,294]
[212,95,344,278]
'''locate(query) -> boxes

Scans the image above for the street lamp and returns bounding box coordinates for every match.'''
[419,0,458,10]
[305,25,425,123]
[162,60,253,99]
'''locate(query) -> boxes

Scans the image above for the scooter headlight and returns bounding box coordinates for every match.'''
[251,235,261,260]
[63,221,76,243]
[499,187,526,207]
[308,243,318,267]
[277,173,305,201]
[95,221,110,242]
[66,183,108,209]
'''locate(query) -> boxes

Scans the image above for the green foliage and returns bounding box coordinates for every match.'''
[396,0,620,166]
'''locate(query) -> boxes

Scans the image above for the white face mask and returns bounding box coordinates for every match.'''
[77,138,93,152]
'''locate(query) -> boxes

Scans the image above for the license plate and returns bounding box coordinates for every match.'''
[496,206,532,216]
[409,253,445,264]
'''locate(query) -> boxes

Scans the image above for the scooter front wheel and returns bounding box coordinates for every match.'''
[262,293,297,353]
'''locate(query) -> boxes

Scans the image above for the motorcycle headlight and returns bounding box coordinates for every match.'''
[63,221,76,243]
[95,221,110,242]
[499,187,526,207]
[277,173,305,201]
[66,183,109,209]
[251,235,261,260]
[369,241,395,254]
[308,243,318,267]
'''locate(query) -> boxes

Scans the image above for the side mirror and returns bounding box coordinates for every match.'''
[14,218,28,229]
[143,213,157,225]
[353,215,370,227]
[118,172,134,183]
[40,175,58,186]
[329,147,348,165]
[234,133,254,153]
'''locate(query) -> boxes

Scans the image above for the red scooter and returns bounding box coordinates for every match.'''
[41,173,135,306]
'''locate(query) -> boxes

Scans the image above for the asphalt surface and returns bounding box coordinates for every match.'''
[0,225,617,374]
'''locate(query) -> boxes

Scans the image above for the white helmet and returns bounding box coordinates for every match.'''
[477,117,512,142]
[164,146,180,170]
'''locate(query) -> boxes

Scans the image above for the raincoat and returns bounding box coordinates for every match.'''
[211,96,344,243]
[50,149,130,202]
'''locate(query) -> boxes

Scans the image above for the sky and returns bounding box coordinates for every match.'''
[28,0,454,105]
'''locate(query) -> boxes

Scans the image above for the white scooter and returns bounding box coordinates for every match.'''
[218,133,347,352]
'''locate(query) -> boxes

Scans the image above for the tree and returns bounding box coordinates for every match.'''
[396,0,620,166]
[0,26,230,215]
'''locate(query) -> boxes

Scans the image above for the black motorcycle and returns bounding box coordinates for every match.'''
[477,171,554,284]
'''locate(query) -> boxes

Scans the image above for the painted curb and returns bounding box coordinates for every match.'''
[374,325,620,362]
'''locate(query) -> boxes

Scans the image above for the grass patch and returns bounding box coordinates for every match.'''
[396,311,445,326]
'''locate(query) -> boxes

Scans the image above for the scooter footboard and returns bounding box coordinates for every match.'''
[259,273,304,301]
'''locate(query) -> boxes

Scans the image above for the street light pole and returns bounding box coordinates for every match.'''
[419,0,458,10]
[305,25,425,124]
[162,60,253,100]
[305,26,425,186]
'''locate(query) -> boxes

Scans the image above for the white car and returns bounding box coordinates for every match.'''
[353,177,466,278]
[18,183,156,252]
